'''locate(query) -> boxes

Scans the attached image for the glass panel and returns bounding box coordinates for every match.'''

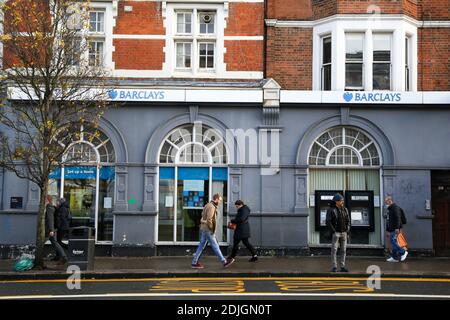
[63,168,96,231]
[322,64,331,91]
[345,63,363,88]
[212,179,227,242]
[97,167,115,241]
[373,34,391,62]
[158,173,175,241]
[322,37,331,64]
[346,34,364,61]
[176,175,209,242]
[373,63,390,90]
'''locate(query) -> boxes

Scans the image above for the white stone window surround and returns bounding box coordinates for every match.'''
[167,3,224,78]
[88,2,114,71]
[313,17,418,91]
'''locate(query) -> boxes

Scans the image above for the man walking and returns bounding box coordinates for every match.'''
[227,200,258,263]
[55,198,71,252]
[385,196,408,262]
[326,193,351,272]
[45,196,67,264]
[191,194,234,269]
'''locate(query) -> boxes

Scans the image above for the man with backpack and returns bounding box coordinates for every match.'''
[55,198,72,258]
[385,196,408,262]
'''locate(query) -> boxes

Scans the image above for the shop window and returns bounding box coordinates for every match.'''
[49,125,116,242]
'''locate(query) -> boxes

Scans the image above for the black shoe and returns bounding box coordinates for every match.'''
[249,256,258,262]
[340,267,349,272]
[223,258,235,268]
[331,267,337,273]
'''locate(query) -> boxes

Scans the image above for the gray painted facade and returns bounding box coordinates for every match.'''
[1,97,449,256]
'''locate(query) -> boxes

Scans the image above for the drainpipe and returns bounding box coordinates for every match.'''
[263,0,268,79]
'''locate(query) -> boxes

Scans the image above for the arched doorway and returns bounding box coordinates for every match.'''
[157,123,229,244]
[307,126,383,245]
[48,125,116,242]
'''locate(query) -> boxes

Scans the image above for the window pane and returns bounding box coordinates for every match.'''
[345,63,363,88]
[322,65,331,91]
[207,56,214,68]
[346,34,364,61]
[199,56,206,68]
[177,14,184,33]
[373,34,391,62]
[373,63,390,90]
[323,37,331,64]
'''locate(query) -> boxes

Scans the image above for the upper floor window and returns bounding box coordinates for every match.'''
[88,10,105,67]
[321,36,332,91]
[405,36,411,91]
[313,19,417,91]
[174,9,217,74]
[345,33,364,91]
[372,34,391,90]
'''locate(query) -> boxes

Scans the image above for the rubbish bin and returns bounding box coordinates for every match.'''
[68,227,95,271]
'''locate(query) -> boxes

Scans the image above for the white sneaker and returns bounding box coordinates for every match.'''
[386,257,399,262]
[401,251,408,262]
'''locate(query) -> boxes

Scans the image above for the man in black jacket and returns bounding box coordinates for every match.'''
[385,196,408,262]
[227,200,258,262]
[45,196,67,264]
[326,193,351,272]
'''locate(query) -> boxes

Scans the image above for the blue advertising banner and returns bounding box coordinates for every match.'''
[49,167,115,180]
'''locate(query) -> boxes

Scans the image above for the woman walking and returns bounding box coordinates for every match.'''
[227,200,258,262]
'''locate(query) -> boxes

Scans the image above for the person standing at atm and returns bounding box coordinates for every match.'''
[326,193,351,273]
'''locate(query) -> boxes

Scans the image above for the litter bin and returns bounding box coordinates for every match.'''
[68,227,95,271]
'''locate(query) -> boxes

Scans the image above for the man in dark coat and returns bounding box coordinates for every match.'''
[227,200,258,262]
[385,196,408,262]
[326,193,351,272]
[45,195,67,263]
[56,198,71,252]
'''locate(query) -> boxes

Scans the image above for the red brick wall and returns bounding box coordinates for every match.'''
[225,3,264,36]
[224,41,264,71]
[266,28,313,89]
[311,0,337,20]
[418,28,450,91]
[113,1,164,35]
[113,39,165,70]
[267,0,313,20]
[420,0,450,20]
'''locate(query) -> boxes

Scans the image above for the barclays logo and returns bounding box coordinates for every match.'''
[108,90,118,100]
[343,92,353,102]
[108,89,165,101]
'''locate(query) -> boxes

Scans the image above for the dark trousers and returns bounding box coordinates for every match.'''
[49,236,67,259]
[229,237,256,259]
[57,230,68,251]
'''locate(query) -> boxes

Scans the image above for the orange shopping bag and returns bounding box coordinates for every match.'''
[397,231,408,249]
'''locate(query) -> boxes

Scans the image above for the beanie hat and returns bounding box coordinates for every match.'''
[332,193,344,202]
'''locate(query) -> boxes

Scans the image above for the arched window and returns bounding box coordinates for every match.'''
[50,125,116,243]
[159,124,227,164]
[308,127,380,166]
[60,126,115,164]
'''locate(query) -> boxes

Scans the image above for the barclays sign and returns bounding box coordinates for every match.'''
[107,89,185,102]
[343,92,402,103]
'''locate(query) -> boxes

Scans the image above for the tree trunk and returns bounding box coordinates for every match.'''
[35,182,49,269]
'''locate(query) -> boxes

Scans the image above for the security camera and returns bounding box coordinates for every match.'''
[202,15,212,23]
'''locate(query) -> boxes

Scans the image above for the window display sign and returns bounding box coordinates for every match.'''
[10,197,23,209]
[183,180,205,209]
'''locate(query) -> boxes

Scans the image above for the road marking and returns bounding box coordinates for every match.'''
[276,280,374,293]
[1,292,450,299]
[2,276,450,284]
[149,280,245,293]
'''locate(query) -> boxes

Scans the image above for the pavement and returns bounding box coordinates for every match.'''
[1,255,450,280]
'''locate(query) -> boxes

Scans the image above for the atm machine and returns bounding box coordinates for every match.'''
[315,190,344,242]
[345,190,375,244]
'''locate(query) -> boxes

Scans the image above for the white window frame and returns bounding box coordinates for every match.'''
[372,33,392,91]
[321,35,332,91]
[168,4,223,78]
[405,35,412,91]
[176,11,193,35]
[345,33,365,91]
[313,17,418,91]
[198,41,216,70]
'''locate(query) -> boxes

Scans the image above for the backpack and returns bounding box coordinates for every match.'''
[400,208,407,225]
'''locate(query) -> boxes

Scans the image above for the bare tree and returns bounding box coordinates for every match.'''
[0,0,113,268]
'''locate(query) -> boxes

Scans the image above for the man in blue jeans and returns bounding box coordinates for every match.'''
[191,194,234,269]
[385,196,408,262]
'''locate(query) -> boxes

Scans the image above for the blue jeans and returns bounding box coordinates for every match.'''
[192,230,226,265]
[390,232,406,260]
